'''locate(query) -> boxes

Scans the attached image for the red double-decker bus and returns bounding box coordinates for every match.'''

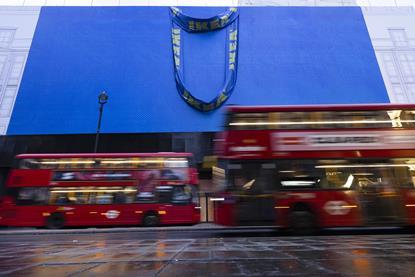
[0,153,200,228]
[213,104,415,232]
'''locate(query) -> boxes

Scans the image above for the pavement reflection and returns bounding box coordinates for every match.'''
[0,230,415,276]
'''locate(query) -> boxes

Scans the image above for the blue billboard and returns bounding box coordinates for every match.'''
[7,6,388,135]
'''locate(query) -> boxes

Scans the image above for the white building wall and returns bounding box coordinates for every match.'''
[362,7,415,103]
[0,7,40,135]
[0,0,414,6]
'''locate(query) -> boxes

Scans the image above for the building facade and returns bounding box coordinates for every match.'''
[0,0,415,189]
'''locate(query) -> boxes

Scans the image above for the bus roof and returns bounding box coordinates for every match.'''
[16,152,193,159]
[227,103,415,113]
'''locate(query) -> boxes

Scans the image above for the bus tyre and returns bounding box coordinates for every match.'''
[46,212,65,229]
[288,211,316,235]
[142,213,160,227]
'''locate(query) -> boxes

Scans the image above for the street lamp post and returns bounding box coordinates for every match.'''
[94,91,108,153]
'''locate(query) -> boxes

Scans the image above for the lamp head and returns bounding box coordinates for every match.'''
[98,91,108,104]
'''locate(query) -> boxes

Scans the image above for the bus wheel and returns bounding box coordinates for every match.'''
[46,212,65,229]
[288,210,316,235]
[142,212,160,227]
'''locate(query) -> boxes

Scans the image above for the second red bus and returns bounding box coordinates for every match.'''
[213,104,415,233]
[0,152,200,228]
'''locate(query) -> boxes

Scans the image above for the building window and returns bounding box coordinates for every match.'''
[7,55,25,86]
[389,29,408,47]
[0,87,16,117]
[398,53,415,83]
[0,55,7,77]
[0,29,15,49]
[0,54,26,118]
[408,84,415,102]
[392,84,407,103]
[382,53,399,83]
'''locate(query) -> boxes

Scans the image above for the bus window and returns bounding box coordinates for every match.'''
[401,110,415,128]
[227,112,268,130]
[280,178,319,188]
[308,112,324,129]
[155,186,173,203]
[50,191,75,205]
[161,168,186,180]
[187,185,199,205]
[16,187,49,205]
[323,167,352,189]
[19,159,39,169]
[56,194,72,205]
[123,187,137,203]
[276,160,325,189]
[171,186,192,204]
[390,159,415,189]
[268,112,281,129]
[331,110,391,129]
[317,160,402,191]
[136,170,159,203]
[113,192,127,204]
[74,190,90,204]
[279,112,307,129]
[226,163,275,193]
[95,191,114,204]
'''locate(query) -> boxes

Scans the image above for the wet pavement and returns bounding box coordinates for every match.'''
[1,230,415,276]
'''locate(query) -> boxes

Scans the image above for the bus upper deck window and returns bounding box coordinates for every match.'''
[19,159,38,169]
[400,110,415,128]
[229,113,267,130]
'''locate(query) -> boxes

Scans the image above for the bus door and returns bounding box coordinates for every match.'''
[12,187,50,226]
[169,185,195,223]
[354,168,405,226]
[155,185,195,224]
[236,193,275,226]
[229,163,276,226]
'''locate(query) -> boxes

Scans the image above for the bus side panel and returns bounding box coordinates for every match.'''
[7,206,89,227]
[6,169,52,187]
[60,205,102,226]
[10,206,49,227]
[214,200,236,226]
[2,203,200,228]
[42,204,146,227]
[75,204,140,226]
[317,191,362,227]
[401,189,415,225]
[67,203,198,226]
[159,204,197,225]
[276,191,363,228]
